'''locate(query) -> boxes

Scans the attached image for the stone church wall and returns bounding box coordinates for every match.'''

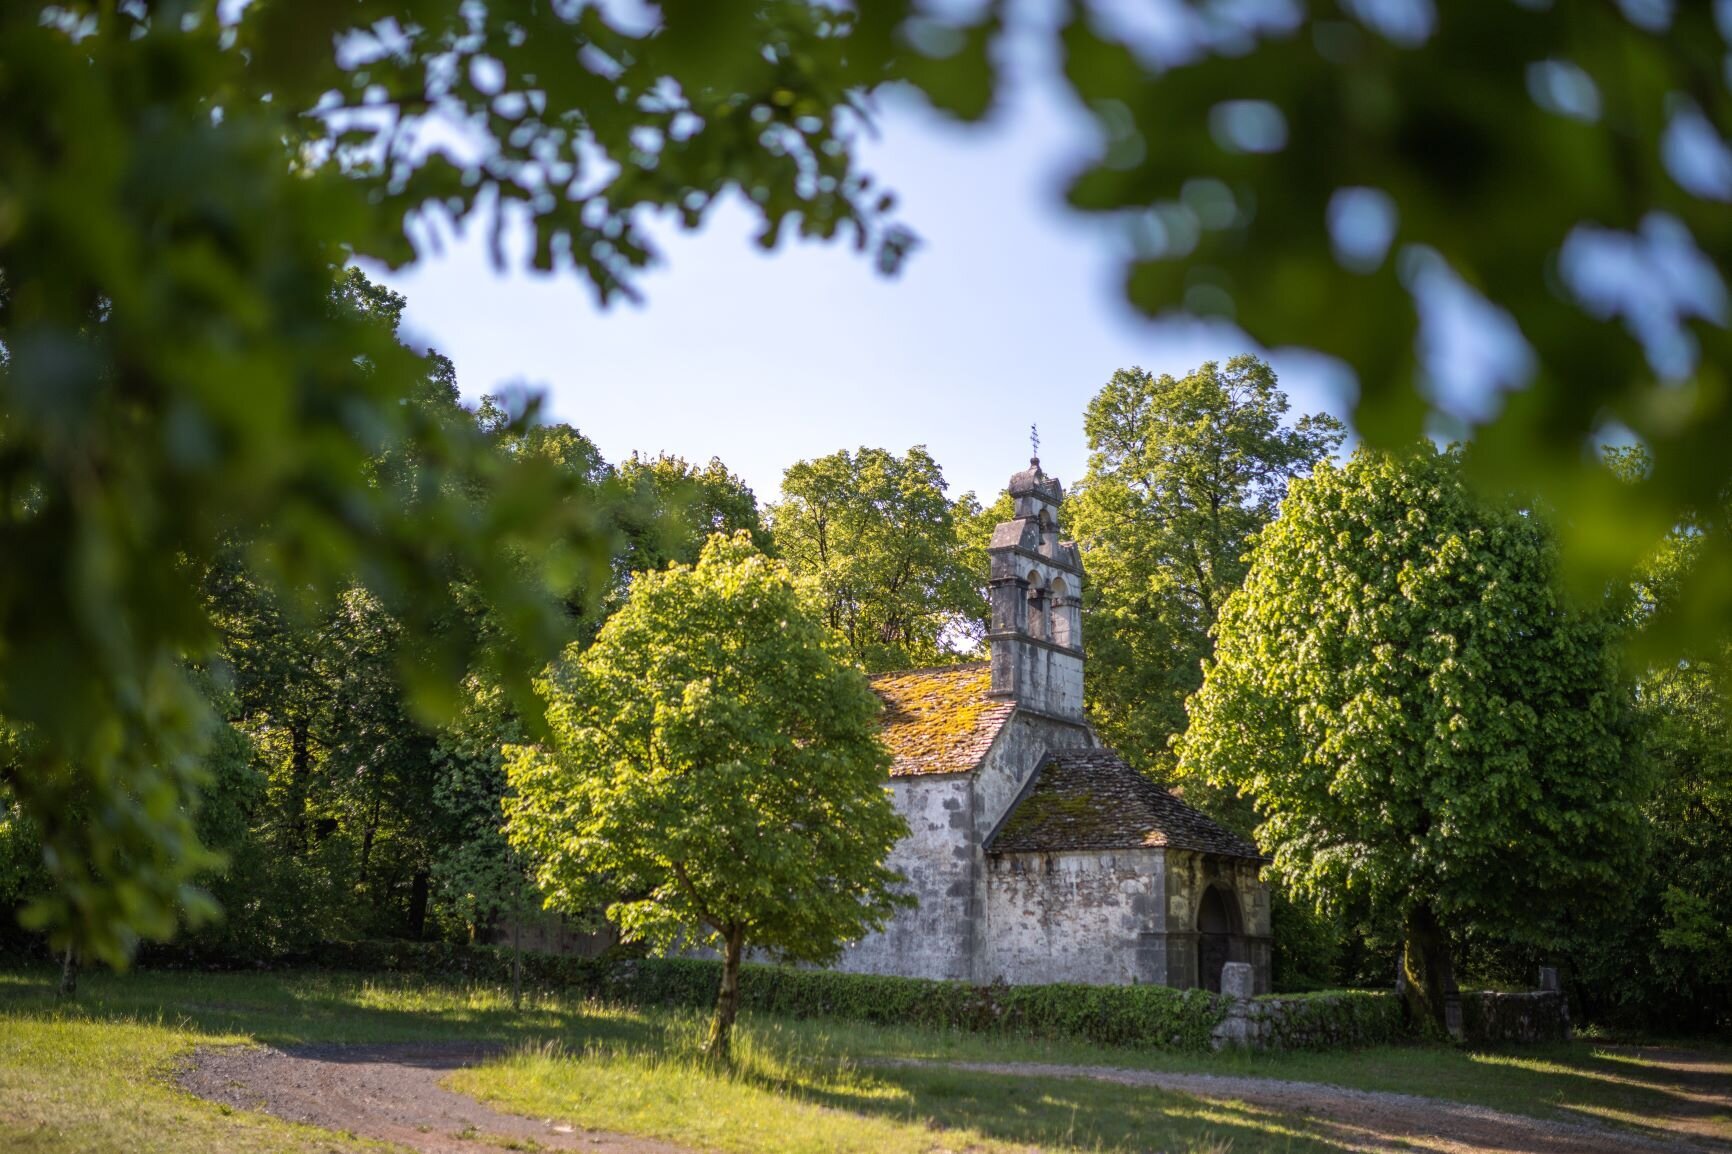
[973,712,1095,836]
[981,847,1168,986]
[988,634,1084,721]
[1163,849,1272,994]
[835,773,978,981]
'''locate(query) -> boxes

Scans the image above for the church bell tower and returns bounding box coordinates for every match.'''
[985,457,1085,721]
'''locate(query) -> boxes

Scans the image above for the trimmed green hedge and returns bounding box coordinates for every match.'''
[297,940,1228,1052]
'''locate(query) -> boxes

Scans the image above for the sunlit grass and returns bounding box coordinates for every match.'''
[453,1018,1328,1154]
[0,965,1724,1153]
[0,1013,383,1154]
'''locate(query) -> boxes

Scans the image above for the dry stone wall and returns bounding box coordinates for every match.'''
[1211,963,1573,1050]
[1460,989,1572,1044]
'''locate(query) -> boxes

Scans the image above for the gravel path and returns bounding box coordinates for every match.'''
[180,1042,693,1154]
[880,1057,1724,1154]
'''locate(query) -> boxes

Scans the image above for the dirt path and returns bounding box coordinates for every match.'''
[882,1058,1723,1154]
[180,1043,694,1154]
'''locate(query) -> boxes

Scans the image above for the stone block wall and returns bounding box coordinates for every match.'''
[835,774,977,980]
[1213,980,1407,1050]
[981,847,1166,986]
[989,639,1084,721]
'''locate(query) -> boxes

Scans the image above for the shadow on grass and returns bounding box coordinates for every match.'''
[702,1025,1732,1154]
[1460,1042,1732,1143]
[0,965,661,1050]
[748,1054,1732,1154]
[4,966,1725,1153]
[778,1060,1348,1153]
[1579,1044,1732,1093]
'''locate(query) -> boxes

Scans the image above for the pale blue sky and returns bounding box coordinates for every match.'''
[368,27,1354,507]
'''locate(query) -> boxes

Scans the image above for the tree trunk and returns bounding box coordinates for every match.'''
[358,788,383,882]
[287,720,312,853]
[408,870,430,940]
[704,927,746,1063]
[57,945,79,999]
[511,887,523,1013]
[1401,904,1462,1039]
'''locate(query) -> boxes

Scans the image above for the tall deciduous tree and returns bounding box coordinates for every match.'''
[615,454,769,576]
[770,447,983,672]
[504,534,907,1060]
[1070,357,1342,774]
[1558,456,1732,1030]
[0,0,902,962]
[6,0,1729,960]
[1178,446,1641,1034]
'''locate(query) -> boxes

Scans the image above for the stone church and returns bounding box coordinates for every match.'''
[835,458,1272,993]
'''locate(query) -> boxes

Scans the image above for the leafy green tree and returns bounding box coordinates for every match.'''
[1604,649,1732,1028]
[8,0,1729,962]
[1070,357,1343,775]
[615,454,770,575]
[430,674,535,944]
[1546,460,1732,1030]
[0,0,904,962]
[504,534,907,1060]
[1178,446,1641,1033]
[1040,5,1732,644]
[179,328,623,956]
[770,446,983,672]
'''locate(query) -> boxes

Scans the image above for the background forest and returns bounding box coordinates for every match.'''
[2,269,1723,1034]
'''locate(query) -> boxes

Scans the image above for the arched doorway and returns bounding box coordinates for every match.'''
[1197,885,1242,993]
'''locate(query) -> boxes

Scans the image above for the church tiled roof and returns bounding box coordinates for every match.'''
[986,750,1263,859]
[871,662,1015,777]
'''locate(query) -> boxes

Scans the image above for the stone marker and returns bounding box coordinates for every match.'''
[1221,962,1255,1000]
[1210,963,1258,1050]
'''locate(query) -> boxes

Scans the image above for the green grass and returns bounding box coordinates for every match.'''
[0,998,379,1153]
[771,1011,1732,1134]
[453,1024,1334,1154]
[0,966,1725,1154]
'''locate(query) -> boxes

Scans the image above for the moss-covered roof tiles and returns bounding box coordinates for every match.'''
[870,662,1015,777]
[987,750,1263,859]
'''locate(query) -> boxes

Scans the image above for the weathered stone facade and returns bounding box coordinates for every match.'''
[836,459,1272,992]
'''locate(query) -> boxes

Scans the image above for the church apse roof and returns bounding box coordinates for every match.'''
[987,750,1263,859]
[870,662,1016,777]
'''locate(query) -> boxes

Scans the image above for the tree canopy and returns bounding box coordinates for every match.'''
[1069,356,1342,774]
[1177,445,1643,1031]
[503,533,906,1059]
[615,453,770,577]
[0,0,906,962]
[4,0,1730,968]
[770,447,984,672]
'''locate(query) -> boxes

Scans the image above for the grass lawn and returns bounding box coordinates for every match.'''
[0,966,1724,1154]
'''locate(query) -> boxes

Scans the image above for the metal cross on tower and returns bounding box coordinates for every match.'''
[1030,423,1040,461]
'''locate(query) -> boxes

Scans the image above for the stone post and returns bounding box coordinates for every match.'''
[1210,962,1259,1050]
[1537,965,1571,1037]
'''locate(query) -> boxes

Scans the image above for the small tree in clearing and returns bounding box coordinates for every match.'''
[1178,446,1640,1035]
[504,532,908,1059]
